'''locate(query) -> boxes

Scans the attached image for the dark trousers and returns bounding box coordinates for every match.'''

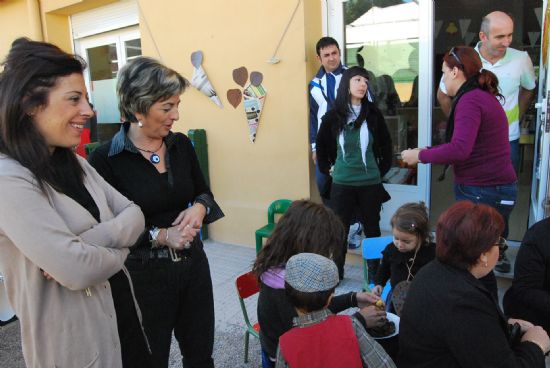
[125,243,215,368]
[110,270,154,368]
[330,183,384,276]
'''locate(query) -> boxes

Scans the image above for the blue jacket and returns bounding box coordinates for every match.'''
[309,64,346,151]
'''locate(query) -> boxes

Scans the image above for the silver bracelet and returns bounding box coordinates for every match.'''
[149,227,161,248]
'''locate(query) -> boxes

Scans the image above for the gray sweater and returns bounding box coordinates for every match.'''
[0,153,144,367]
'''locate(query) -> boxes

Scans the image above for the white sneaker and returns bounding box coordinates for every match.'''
[348,223,364,249]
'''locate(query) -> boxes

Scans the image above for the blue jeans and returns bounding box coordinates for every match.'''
[453,182,517,300]
[510,139,520,175]
[454,182,518,238]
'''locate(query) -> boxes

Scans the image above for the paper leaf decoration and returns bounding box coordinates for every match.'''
[190,50,222,108]
[227,89,242,108]
[434,20,443,38]
[233,67,248,87]
[464,32,476,46]
[459,18,471,39]
[250,71,263,86]
[535,7,543,27]
[191,51,203,67]
[446,22,458,35]
[528,31,540,47]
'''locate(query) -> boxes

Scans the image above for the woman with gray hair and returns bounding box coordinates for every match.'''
[89,57,224,368]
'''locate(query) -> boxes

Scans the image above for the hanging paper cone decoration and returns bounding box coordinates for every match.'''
[190,50,223,108]
[243,73,266,143]
[227,67,267,143]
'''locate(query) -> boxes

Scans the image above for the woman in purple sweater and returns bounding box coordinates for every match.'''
[401,46,517,297]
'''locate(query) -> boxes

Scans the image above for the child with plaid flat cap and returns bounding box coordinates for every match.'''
[275,253,396,368]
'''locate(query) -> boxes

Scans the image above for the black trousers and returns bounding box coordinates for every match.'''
[124,243,215,368]
[109,270,154,368]
[330,183,385,276]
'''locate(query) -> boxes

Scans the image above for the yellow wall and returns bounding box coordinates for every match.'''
[138,0,321,246]
[0,0,42,55]
[0,0,323,247]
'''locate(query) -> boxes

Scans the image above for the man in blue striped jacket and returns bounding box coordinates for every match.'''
[309,37,347,202]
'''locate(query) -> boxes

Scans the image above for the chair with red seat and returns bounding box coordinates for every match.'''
[235,271,261,363]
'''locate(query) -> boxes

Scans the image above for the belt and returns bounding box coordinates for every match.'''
[127,247,191,262]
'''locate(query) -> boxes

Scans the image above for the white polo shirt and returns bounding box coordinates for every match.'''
[440,42,536,141]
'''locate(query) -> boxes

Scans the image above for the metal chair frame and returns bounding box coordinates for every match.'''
[235,271,261,363]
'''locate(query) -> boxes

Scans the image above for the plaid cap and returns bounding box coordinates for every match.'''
[285,253,339,292]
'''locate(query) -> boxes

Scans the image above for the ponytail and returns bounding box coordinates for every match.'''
[477,69,502,100]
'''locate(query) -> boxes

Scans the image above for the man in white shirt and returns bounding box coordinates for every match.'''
[437,11,537,273]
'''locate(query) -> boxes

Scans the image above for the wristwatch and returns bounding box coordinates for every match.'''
[149,227,161,248]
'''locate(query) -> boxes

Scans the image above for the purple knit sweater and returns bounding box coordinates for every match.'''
[419,89,516,186]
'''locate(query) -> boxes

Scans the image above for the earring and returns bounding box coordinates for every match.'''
[138,121,143,128]
[484,261,488,268]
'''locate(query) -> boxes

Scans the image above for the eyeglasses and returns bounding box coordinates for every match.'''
[449,47,464,69]
[494,237,508,251]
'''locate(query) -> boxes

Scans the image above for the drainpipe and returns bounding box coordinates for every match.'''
[26,0,44,41]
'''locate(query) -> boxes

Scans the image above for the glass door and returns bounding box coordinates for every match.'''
[430,0,542,240]
[327,0,433,232]
[530,0,550,224]
[76,27,141,126]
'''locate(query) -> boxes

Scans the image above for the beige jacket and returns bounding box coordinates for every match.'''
[0,154,145,368]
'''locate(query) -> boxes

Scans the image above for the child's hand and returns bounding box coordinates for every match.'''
[371,285,383,296]
[356,291,380,308]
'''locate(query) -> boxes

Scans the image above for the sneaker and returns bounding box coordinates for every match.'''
[495,248,511,273]
[348,223,363,249]
[348,223,362,241]
[348,235,362,249]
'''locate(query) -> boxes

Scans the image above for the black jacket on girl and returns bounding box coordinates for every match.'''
[316,100,393,183]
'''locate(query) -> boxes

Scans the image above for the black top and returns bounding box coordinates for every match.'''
[374,242,435,288]
[88,123,223,258]
[398,260,544,368]
[53,151,100,222]
[316,101,393,178]
[503,217,550,328]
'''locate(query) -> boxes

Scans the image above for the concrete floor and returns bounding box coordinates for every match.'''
[1,240,549,367]
[0,241,365,368]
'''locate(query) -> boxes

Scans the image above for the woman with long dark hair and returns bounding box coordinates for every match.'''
[0,38,146,367]
[316,66,392,279]
[401,46,517,298]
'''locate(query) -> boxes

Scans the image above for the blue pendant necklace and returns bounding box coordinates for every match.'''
[135,141,164,164]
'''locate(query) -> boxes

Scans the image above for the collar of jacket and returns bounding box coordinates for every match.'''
[108,122,177,157]
[314,63,347,79]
